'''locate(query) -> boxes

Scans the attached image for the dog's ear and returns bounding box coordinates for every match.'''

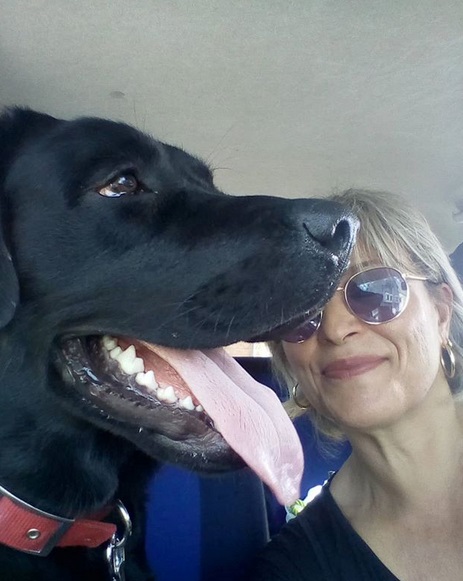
[0,107,59,327]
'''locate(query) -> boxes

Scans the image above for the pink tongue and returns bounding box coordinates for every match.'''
[149,344,303,506]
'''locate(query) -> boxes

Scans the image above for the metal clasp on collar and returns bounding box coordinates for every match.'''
[105,500,132,581]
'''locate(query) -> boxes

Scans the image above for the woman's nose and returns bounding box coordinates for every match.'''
[318,291,363,344]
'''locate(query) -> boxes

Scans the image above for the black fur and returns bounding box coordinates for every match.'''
[0,108,356,580]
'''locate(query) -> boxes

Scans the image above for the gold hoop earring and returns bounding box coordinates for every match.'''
[440,339,456,379]
[292,383,311,409]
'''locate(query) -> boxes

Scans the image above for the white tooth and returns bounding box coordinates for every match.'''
[195,405,204,413]
[132,357,145,373]
[109,346,122,359]
[180,396,195,411]
[163,385,177,403]
[103,335,117,350]
[144,370,158,391]
[135,372,147,386]
[136,371,155,387]
[117,345,138,374]
[123,345,137,361]
[157,387,176,403]
[164,385,177,403]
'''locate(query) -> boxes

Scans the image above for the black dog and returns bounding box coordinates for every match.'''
[0,108,357,580]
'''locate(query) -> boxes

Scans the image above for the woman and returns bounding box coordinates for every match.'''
[251,189,463,580]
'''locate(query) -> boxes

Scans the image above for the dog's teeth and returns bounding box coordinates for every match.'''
[109,346,123,359]
[135,370,158,391]
[120,359,142,375]
[117,345,139,374]
[180,396,195,411]
[123,345,136,361]
[144,370,158,391]
[102,335,117,350]
[145,370,159,391]
[158,385,177,403]
[132,357,145,373]
[163,386,177,403]
[135,372,147,386]
[195,404,204,413]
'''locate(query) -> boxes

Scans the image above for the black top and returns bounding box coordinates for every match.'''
[250,482,400,580]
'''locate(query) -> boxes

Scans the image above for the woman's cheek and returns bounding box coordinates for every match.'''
[283,342,312,369]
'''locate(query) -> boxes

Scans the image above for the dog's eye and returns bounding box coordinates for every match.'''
[99,174,139,197]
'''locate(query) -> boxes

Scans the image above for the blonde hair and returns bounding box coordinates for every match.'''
[269,188,463,440]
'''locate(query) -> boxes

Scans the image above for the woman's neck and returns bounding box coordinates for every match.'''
[332,384,463,516]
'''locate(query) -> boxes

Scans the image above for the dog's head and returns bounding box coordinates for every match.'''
[0,108,357,504]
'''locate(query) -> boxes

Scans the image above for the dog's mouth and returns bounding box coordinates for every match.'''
[55,333,304,506]
[66,335,211,426]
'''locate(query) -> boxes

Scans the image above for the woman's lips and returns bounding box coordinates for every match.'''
[322,356,386,380]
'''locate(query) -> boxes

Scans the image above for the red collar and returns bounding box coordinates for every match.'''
[0,484,118,556]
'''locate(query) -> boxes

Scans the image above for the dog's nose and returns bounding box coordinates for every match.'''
[298,199,359,255]
[303,214,358,255]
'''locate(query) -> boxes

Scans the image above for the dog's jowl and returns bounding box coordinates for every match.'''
[0,108,357,580]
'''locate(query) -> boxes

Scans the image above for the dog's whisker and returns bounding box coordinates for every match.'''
[148,304,205,332]
[213,307,225,335]
[225,315,236,342]
[204,123,237,167]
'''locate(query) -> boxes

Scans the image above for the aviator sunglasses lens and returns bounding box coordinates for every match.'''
[280,312,322,343]
[345,267,408,324]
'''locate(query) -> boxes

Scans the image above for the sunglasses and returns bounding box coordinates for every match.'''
[282,266,428,343]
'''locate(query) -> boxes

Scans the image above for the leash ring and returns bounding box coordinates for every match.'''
[112,500,132,548]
